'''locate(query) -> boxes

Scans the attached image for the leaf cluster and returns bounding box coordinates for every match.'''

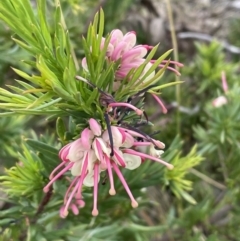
[184,41,238,95]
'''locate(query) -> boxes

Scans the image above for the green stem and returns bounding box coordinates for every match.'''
[218,149,228,182]
[190,168,226,190]
[165,0,181,134]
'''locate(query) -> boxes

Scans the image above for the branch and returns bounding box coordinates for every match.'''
[178,32,240,54]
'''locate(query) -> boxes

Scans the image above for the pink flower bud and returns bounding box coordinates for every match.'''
[89,118,102,136]
[212,96,227,108]
[81,128,94,149]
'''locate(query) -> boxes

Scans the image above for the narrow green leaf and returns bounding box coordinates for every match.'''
[12,38,37,55]
[37,0,52,49]
[180,190,197,205]
[151,81,184,91]
[6,85,37,101]
[220,130,225,144]
[52,86,75,102]
[56,117,66,142]
[36,55,61,87]
[26,92,54,109]
[9,109,62,115]
[86,88,99,106]
[25,139,59,160]
[20,0,37,24]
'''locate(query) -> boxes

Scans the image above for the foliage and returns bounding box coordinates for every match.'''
[183,41,238,95]
[228,17,240,48]
[0,0,239,241]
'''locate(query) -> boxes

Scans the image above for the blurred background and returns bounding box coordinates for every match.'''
[0,0,240,240]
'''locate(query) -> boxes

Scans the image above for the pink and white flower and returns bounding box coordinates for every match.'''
[43,118,173,217]
[212,96,227,108]
[82,29,183,81]
[82,29,183,114]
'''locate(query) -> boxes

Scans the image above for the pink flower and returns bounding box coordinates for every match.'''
[43,118,173,217]
[82,29,183,114]
[212,96,227,108]
[82,29,183,83]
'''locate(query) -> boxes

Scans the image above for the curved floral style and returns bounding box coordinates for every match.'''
[43,118,173,217]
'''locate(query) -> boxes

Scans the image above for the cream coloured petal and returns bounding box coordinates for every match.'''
[99,161,108,171]
[102,126,123,147]
[212,96,227,107]
[71,160,83,176]
[90,140,108,169]
[150,145,164,158]
[136,145,148,154]
[155,150,164,158]
[87,149,97,172]
[122,132,135,148]
[83,172,100,187]
[92,138,110,160]
[67,139,85,162]
[112,148,126,167]
[149,144,155,156]
[141,62,155,83]
[123,153,141,170]
[92,139,100,160]
[112,126,124,147]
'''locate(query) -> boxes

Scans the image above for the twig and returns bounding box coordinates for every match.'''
[35,186,53,217]
[190,168,226,190]
[178,32,240,54]
[218,149,228,182]
[165,0,181,135]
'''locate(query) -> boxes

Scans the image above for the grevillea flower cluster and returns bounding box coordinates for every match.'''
[82,29,183,81]
[82,29,183,114]
[44,28,182,218]
[44,118,173,217]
